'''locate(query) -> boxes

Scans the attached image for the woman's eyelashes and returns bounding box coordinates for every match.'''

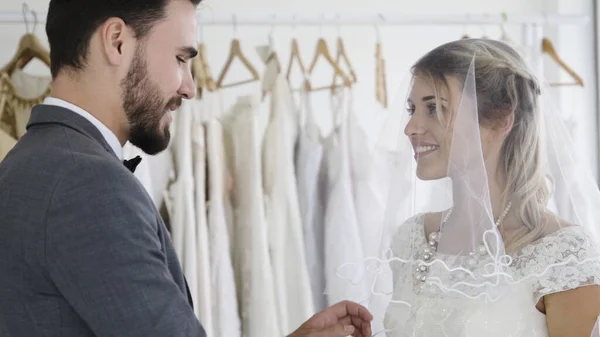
[406,103,445,116]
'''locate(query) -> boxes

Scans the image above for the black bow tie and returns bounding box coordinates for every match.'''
[123,156,142,173]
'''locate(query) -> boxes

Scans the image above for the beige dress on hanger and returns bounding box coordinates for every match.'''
[222,96,280,337]
[0,70,51,161]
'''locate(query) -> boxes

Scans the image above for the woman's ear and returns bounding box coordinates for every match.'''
[494,109,514,138]
[500,111,515,137]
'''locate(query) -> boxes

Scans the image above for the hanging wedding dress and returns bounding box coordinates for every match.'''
[323,90,369,306]
[204,96,242,337]
[164,99,196,295]
[191,104,214,337]
[222,96,280,337]
[294,91,328,312]
[262,74,315,334]
[164,99,212,332]
[345,97,394,335]
[0,70,50,161]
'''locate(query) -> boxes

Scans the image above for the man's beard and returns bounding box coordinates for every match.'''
[121,46,181,155]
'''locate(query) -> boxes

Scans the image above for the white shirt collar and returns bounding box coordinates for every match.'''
[42,97,124,160]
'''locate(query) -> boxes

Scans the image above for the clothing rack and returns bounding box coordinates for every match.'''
[0,12,590,26]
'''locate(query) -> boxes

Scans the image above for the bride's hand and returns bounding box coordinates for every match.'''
[288,300,373,337]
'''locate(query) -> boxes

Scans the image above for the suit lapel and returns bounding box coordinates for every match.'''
[184,277,194,309]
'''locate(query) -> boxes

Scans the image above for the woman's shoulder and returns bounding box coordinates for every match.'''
[513,211,600,301]
[520,211,594,251]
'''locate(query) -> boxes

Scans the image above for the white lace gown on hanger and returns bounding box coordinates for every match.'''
[295,93,328,312]
[191,112,214,337]
[323,92,369,306]
[222,96,280,337]
[164,100,211,331]
[165,99,197,306]
[384,214,600,337]
[203,91,241,337]
[346,104,396,335]
[262,75,315,335]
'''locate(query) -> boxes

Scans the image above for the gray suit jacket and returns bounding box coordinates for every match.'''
[0,104,206,337]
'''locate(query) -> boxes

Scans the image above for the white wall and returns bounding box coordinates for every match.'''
[0,0,596,192]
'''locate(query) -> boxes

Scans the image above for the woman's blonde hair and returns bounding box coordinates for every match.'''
[412,38,550,252]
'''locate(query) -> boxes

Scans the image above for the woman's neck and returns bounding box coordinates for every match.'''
[451,163,510,224]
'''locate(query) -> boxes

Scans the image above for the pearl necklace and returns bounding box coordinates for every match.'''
[414,202,513,283]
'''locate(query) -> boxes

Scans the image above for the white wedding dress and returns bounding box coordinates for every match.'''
[323,91,369,306]
[165,99,213,330]
[200,90,242,337]
[262,74,314,335]
[205,116,242,337]
[295,92,328,312]
[383,214,600,337]
[191,117,214,337]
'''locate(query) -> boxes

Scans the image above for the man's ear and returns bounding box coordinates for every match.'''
[99,18,131,66]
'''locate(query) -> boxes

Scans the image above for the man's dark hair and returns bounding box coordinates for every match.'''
[45,0,202,78]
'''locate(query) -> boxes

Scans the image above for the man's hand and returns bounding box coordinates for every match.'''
[289,300,373,337]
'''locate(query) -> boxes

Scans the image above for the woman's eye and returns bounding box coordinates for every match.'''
[427,104,447,115]
[406,105,416,116]
[177,56,185,64]
[427,104,437,115]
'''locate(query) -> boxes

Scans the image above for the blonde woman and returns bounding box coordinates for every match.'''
[362,39,600,337]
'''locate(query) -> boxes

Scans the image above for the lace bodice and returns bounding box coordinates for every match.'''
[0,70,51,162]
[0,70,51,138]
[383,214,600,337]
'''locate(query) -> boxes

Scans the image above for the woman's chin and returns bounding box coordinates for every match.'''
[416,166,446,181]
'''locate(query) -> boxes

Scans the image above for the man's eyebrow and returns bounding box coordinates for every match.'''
[179,46,198,59]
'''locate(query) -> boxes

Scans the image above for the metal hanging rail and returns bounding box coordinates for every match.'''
[0,11,590,26]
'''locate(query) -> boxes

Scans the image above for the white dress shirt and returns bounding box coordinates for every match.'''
[42,97,124,160]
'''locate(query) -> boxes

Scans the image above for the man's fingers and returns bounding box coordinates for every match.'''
[352,316,372,337]
[317,323,356,337]
[360,320,372,337]
[326,301,374,323]
[337,315,372,337]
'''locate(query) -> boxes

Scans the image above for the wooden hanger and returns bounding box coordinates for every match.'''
[375,42,388,109]
[1,33,50,75]
[265,51,281,74]
[286,38,311,91]
[2,5,50,75]
[216,39,260,89]
[257,41,282,101]
[329,37,357,93]
[307,38,351,92]
[541,37,584,87]
[265,34,281,74]
[191,43,217,98]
